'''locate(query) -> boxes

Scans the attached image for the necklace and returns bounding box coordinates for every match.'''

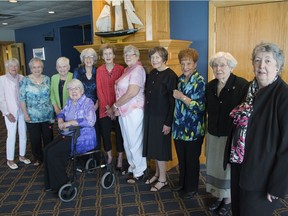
[30,75,42,85]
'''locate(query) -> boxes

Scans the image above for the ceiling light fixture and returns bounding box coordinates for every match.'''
[48,11,55,14]
[9,0,18,3]
[2,22,8,25]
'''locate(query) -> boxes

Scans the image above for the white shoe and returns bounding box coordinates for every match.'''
[7,161,18,169]
[19,157,31,164]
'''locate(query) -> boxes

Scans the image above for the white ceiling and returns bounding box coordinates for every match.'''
[0,0,92,30]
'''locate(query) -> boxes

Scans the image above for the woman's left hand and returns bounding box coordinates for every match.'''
[162,125,171,135]
[267,193,279,202]
[173,89,184,100]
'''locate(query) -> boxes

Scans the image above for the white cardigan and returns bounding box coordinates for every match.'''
[0,74,24,116]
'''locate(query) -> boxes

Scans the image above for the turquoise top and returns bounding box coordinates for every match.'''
[172,71,206,141]
[19,75,53,123]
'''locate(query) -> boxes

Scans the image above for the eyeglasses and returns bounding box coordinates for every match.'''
[68,87,81,92]
[84,56,94,59]
[124,53,136,58]
[212,63,228,69]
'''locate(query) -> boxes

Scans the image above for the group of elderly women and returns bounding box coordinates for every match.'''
[0,41,287,216]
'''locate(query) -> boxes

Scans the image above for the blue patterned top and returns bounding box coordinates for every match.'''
[172,71,206,141]
[73,66,97,104]
[57,94,97,154]
[19,75,53,123]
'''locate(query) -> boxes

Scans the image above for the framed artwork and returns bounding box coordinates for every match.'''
[32,47,45,60]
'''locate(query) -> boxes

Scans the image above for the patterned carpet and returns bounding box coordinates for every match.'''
[0,117,288,216]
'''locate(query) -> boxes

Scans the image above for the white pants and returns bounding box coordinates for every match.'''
[5,112,27,160]
[119,109,147,177]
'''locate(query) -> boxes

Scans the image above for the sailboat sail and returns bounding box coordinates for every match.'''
[96,4,111,32]
[124,0,143,29]
[113,0,124,31]
[95,0,144,38]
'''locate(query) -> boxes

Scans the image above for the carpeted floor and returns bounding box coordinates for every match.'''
[0,117,288,216]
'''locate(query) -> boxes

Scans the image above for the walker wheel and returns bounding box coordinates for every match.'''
[85,158,97,173]
[101,172,115,189]
[58,183,77,202]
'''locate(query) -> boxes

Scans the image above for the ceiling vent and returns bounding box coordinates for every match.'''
[0,14,15,20]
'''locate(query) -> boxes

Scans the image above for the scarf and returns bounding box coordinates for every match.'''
[229,79,258,163]
[229,76,279,163]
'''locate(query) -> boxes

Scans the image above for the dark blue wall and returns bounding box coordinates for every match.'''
[15,15,92,77]
[170,1,209,81]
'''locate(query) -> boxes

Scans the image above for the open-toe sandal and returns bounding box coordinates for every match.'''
[209,200,223,211]
[150,180,168,192]
[217,203,231,216]
[121,168,132,176]
[145,175,159,185]
[127,174,144,184]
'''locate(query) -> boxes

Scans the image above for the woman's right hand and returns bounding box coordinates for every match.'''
[24,113,31,122]
[6,113,16,123]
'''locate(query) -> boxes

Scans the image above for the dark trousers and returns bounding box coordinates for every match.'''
[231,163,280,216]
[43,135,72,190]
[174,138,203,192]
[95,111,101,149]
[26,121,53,162]
[98,116,124,153]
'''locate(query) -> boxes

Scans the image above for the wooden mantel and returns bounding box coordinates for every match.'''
[74,39,191,77]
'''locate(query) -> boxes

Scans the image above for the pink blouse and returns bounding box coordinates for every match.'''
[115,62,146,117]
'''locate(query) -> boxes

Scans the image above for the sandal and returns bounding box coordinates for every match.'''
[217,203,231,216]
[33,160,41,166]
[19,157,31,164]
[150,180,168,192]
[127,174,144,184]
[145,175,159,185]
[121,168,132,176]
[7,161,18,170]
[208,200,223,211]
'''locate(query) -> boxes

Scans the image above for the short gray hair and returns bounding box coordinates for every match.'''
[124,45,140,58]
[209,52,238,69]
[80,48,97,63]
[67,79,84,91]
[252,42,285,73]
[56,57,70,67]
[5,58,19,69]
[29,57,44,69]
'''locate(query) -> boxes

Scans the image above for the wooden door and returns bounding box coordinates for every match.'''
[0,43,26,76]
[209,1,288,82]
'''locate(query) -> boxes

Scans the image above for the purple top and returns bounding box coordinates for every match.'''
[57,94,97,154]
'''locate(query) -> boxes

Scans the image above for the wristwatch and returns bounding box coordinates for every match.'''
[182,96,186,101]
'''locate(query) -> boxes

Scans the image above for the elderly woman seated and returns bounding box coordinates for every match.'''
[43,79,97,192]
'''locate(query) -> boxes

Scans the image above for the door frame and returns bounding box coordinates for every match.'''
[208,0,284,81]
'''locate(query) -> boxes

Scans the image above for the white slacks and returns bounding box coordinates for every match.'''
[119,109,147,177]
[5,112,27,160]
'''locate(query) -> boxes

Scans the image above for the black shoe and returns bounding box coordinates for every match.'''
[217,203,231,216]
[208,200,223,211]
[44,187,52,192]
[171,186,183,192]
[182,191,197,199]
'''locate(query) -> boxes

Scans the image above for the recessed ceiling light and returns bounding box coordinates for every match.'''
[9,0,18,3]
[48,11,55,14]
[2,22,8,25]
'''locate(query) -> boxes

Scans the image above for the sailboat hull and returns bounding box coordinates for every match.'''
[95,28,138,38]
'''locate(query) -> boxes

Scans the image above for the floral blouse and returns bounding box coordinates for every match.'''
[19,75,53,123]
[172,71,206,141]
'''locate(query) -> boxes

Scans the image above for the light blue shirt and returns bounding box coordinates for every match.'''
[19,75,53,123]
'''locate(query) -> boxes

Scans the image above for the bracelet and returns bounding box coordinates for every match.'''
[182,96,187,101]
[113,103,118,109]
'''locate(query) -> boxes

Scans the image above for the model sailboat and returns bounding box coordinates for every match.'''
[95,0,144,38]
